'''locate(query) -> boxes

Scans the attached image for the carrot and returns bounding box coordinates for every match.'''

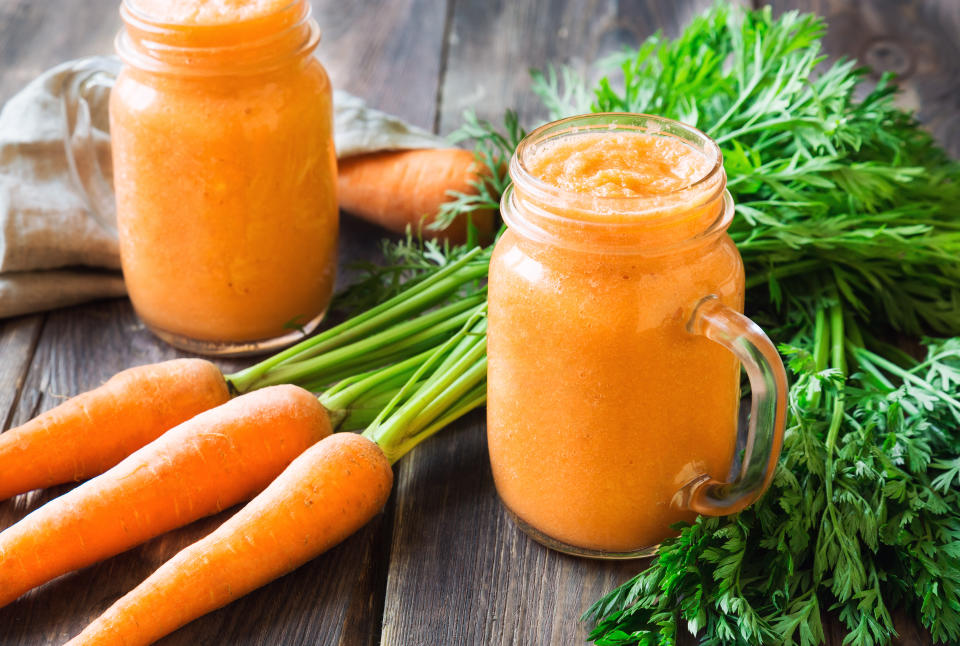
[0,358,230,502]
[65,432,392,646]
[0,384,330,609]
[337,148,495,243]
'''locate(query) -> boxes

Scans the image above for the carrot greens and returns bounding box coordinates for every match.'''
[429,110,525,232]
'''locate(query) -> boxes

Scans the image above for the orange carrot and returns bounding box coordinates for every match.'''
[0,384,330,609]
[65,432,392,646]
[337,148,495,243]
[0,358,230,502]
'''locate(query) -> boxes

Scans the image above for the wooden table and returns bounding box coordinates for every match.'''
[0,1,957,644]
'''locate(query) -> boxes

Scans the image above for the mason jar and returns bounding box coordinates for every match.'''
[487,113,787,558]
[109,0,338,355]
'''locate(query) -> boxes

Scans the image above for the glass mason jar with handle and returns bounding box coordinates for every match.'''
[70,0,338,356]
[486,113,788,559]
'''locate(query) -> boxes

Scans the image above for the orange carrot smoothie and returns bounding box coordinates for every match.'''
[487,114,749,556]
[110,0,337,354]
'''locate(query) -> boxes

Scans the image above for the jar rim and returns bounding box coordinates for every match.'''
[117,0,320,76]
[502,113,732,254]
[511,113,725,219]
[122,0,301,27]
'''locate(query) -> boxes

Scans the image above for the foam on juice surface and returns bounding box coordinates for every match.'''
[130,0,292,24]
[526,131,713,198]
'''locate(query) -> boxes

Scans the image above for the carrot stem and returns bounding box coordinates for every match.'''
[388,382,487,461]
[368,305,486,429]
[320,350,435,412]
[411,356,487,432]
[363,307,488,463]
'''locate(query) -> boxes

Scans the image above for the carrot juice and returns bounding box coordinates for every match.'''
[487,114,787,558]
[110,0,337,355]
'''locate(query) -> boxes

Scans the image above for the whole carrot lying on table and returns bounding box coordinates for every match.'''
[66,432,392,646]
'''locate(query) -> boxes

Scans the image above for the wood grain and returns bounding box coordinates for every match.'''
[315,0,449,131]
[314,0,452,263]
[767,0,960,157]
[380,412,645,646]
[436,0,746,133]
[0,315,43,432]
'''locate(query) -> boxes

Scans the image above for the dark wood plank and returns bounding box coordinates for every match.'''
[316,0,451,284]
[0,315,43,432]
[0,0,448,644]
[385,2,738,645]
[767,0,960,158]
[315,0,450,131]
[0,0,119,104]
[437,0,743,132]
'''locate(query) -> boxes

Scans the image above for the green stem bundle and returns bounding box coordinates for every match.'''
[362,305,487,464]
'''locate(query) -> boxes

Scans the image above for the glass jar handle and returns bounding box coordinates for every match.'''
[677,295,788,516]
[61,63,118,237]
